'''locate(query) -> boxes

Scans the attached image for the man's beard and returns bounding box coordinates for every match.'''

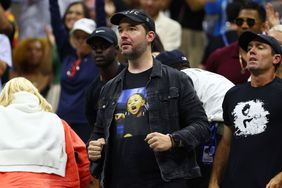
[122,41,147,60]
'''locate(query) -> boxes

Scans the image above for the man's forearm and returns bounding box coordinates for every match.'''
[209,140,229,186]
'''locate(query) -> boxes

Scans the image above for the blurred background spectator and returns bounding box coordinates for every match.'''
[10,37,53,97]
[169,0,207,68]
[0,34,12,92]
[205,1,267,84]
[201,1,244,66]
[139,0,181,51]
[56,18,98,143]
[0,0,17,46]
[49,0,90,62]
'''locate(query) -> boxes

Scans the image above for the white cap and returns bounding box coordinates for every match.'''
[70,18,96,34]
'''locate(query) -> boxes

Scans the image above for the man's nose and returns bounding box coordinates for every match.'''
[241,21,250,30]
[119,30,129,38]
[248,46,256,54]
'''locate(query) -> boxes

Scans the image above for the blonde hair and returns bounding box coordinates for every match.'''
[0,77,52,112]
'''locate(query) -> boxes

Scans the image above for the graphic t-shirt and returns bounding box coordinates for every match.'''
[108,68,162,188]
[221,78,282,188]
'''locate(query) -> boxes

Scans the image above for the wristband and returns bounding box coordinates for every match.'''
[171,134,183,148]
[168,134,175,148]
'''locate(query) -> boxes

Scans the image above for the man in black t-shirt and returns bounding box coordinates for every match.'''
[87,9,210,188]
[85,26,124,128]
[209,32,282,188]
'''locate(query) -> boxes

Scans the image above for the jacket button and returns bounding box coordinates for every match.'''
[102,105,106,108]
[112,101,115,105]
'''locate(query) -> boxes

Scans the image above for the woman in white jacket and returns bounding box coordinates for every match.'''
[0,77,92,188]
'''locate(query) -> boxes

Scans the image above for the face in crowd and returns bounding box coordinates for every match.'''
[71,30,92,56]
[235,8,266,36]
[91,38,118,68]
[246,40,281,74]
[64,2,86,30]
[117,18,155,60]
[139,0,163,18]
[25,39,44,67]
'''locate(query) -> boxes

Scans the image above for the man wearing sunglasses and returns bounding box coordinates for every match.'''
[205,2,267,85]
[209,31,282,188]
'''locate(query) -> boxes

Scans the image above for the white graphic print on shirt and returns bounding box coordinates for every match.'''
[232,99,269,137]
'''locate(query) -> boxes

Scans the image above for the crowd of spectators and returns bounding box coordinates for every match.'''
[0,0,281,187]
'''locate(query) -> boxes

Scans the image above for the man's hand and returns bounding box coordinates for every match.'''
[145,132,172,152]
[266,172,282,188]
[88,138,105,161]
[265,3,280,30]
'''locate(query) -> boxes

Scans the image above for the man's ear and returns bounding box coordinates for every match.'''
[147,31,155,43]
[273,54,282,65]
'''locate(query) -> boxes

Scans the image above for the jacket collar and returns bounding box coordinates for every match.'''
[116,58,162,83]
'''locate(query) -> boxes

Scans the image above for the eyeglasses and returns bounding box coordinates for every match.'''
[235,17,256,27]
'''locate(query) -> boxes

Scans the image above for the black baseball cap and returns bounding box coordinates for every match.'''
[156,50,190,67]
[87,26,118,46]
[110,9,155,32]
[239,31,282,55]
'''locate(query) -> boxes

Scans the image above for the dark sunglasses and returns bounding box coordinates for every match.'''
[235,17,256,27]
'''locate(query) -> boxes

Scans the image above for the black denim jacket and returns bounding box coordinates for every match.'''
[90,60,210,186]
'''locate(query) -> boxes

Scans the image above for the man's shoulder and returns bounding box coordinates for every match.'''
[274,77,282,84]
[225,82,248,96]
[270,77,282,91]
[206,41,239,67]
[86,76,102,94]
[214,41,238,55]
[88,76,101,88]
[100,68,125,93]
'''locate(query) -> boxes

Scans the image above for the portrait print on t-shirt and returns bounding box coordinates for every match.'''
[114,87,149,138]
[232,99,269,137]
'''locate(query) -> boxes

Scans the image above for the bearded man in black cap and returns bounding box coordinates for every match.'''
[87,9,210,188]
[209,31,282,188]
